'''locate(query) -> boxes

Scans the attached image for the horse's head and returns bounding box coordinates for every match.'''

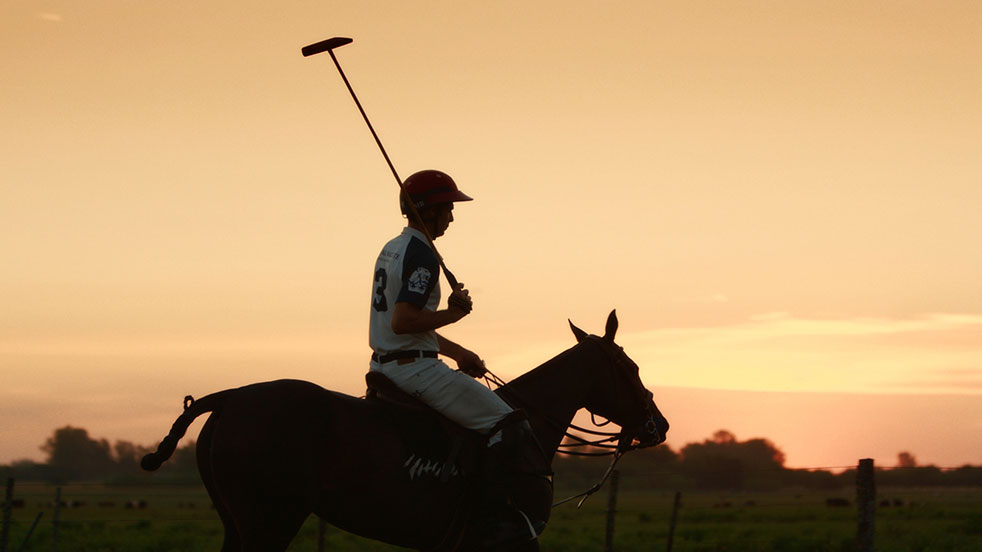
[569,310,670,451]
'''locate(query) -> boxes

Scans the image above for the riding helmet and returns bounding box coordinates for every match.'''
[400,170,473,215]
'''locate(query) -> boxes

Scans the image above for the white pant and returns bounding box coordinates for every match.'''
[370,357,513,433]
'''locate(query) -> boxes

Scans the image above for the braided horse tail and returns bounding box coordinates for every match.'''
[141,390,232,471]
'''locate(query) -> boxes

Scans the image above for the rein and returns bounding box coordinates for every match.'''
[482,369,624,457]
[485,337,661,457]
[482,369,618,507]
[480,336,661,507]
[550,451,623,508]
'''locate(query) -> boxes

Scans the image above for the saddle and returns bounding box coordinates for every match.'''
[366,372,552,551]
[365,371,483,483]
[366,370,432,409]
[365,372,530,480]
[366,371,526,431]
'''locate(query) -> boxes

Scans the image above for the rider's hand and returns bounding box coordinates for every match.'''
[447,283,473,316]
[456,348,487,378]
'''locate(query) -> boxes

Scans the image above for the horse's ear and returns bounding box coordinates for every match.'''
[603,310,618,341]
[569,320,588,342]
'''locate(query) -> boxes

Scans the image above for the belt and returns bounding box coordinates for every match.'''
[371,350,438,364]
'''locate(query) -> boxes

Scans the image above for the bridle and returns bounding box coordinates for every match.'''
[557,336,663,455]
[482,335,664,507]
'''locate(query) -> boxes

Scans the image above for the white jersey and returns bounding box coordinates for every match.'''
[369,227,440,355]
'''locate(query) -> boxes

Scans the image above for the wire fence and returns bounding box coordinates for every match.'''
[3,461,982,552]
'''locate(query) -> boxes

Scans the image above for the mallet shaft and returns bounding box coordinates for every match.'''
[301,36,461,289]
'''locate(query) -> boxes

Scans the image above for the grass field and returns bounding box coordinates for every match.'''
[3,480,980,551]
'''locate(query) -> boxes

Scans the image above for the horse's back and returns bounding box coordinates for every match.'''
[198,378,472,550]
[206,378,390,443]
[230,378,356,405]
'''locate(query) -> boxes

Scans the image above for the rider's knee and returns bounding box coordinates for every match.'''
[487,410,531,451]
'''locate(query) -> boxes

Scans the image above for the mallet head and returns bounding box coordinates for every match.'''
[301,37,353,57]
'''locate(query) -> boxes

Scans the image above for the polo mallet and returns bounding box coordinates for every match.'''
[301,37,462,291]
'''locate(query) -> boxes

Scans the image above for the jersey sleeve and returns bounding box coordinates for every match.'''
[396,237,439,308]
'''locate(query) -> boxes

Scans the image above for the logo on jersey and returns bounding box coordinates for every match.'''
[407,267,432,294]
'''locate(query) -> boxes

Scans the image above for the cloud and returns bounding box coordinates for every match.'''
[616,312,982,395]
[885,367,982,391]
[486,312,982,395]
[741,312,982,339]
[887,378,982,391]
[37,12,63,22]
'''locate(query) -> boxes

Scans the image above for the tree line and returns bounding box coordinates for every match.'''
[551,430,982,490]
[2,426,200,484]
[2,426,980,489]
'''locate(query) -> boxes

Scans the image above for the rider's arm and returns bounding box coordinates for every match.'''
[437,333,486,377]
[390,300,466,334]
[390,283,472,335]
[435,333,468,361]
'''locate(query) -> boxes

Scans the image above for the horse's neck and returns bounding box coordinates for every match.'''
[499,342,601,462]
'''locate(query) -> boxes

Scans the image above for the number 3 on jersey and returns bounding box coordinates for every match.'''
[372,268,388,312]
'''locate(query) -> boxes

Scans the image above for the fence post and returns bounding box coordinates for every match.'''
[856,458,875,552]
[666,491,681,552]
[51,487,62,552]
[603,469,619,552]
[1,478,13,552]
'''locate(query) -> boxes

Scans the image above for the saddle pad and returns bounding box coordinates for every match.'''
[365,371,484,471]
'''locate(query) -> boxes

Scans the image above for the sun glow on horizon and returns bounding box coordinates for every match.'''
[3,0,982,469]
[624,312,982,395]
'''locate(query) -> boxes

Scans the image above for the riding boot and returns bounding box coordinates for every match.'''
[474,416,544,550]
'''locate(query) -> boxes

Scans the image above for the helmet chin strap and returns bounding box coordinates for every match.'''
[410,200,456,239]
[407,208,442,238]
[399,190,458,288]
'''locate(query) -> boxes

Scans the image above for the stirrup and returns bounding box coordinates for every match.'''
[515,509,541,540]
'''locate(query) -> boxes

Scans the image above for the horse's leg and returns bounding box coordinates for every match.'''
[197,413,243,551]
[228,497,310,552]
[207,398,316,552]
[214,472,312,552]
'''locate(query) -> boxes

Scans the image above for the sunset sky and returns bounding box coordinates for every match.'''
[3,1,981,470]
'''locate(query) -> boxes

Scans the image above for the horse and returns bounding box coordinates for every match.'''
[141,311,670,551]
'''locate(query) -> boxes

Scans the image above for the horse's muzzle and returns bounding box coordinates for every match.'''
[618,391,669,451]
[617,414,668,451]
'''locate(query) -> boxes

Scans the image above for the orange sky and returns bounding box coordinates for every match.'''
[2,1,981,468]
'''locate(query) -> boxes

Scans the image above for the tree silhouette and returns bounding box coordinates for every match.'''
[114,440,152,473]
[898,451,917,468]
[9,425,973,488]
[41,426,115,481]
[711,429,737,444]
[679,429,786,489]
